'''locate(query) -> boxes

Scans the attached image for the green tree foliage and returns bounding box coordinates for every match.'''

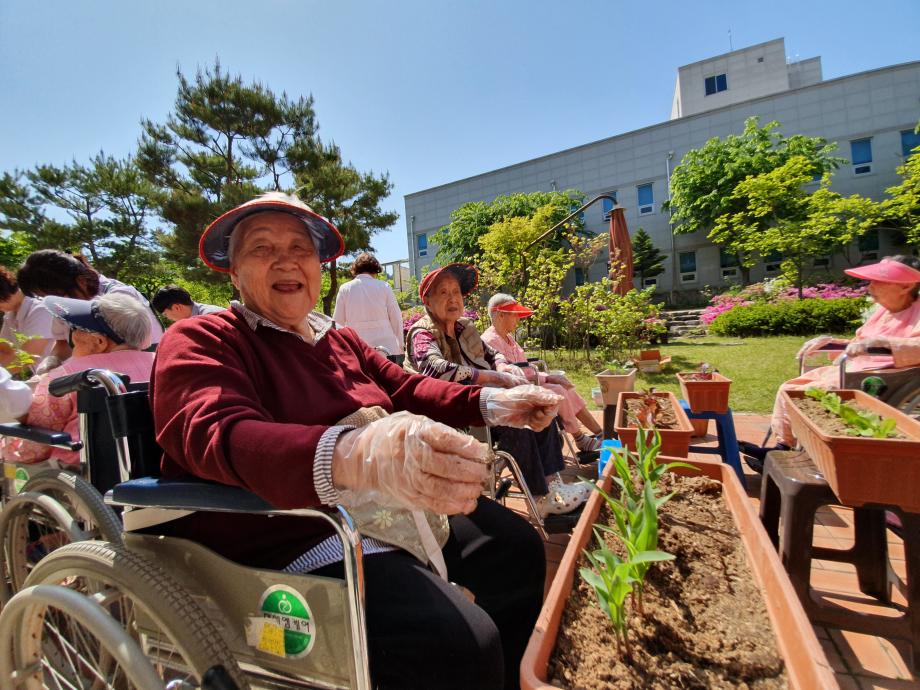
[432,189,585,266]
[881,126,920,247]
[716,156,880,294]
[630,228,664,283]
[666,117,845,280]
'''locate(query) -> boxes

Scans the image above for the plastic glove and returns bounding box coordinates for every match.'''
[475,369,521,389]
[331,412,490,515]
[497,363,530,386]
[480,384,562,431]
[545,373,575,389]
[845,336,891,358]
[796,335,836,359]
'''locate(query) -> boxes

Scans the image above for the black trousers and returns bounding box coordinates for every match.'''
[490,423,564,496]
[315,497,545,690]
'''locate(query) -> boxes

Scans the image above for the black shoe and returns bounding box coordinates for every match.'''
[738,441,791,474]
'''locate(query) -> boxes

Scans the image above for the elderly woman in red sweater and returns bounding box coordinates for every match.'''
[150,192,560,690]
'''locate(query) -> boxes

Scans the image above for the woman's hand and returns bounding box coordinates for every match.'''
[845,336,891,358]
[545,373,575,389]
[496,363,530,386]
[476,369,521,388]
[332,412,490,515]
[480,384,562,431]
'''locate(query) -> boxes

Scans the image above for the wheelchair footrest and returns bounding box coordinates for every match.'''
[108,477,277,512]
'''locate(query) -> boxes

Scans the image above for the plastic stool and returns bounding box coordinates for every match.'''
[678,399,746,487]
[760,450,920,667]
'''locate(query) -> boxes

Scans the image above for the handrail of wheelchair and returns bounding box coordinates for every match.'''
[106,494,372,690]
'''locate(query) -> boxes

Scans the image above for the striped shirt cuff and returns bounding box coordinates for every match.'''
[313,425,356,507]
[479,387,494,426]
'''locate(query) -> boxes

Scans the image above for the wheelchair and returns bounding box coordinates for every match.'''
[0,369,372,690]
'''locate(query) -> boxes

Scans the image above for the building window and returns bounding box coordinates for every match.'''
[850,138,873,175]
[643,277,658,287]
[679,250,696,283]
[764,250,782,274]
[813,255,831,268]
[637,184,654,215]
[417,233,428,257]
[858,229,880,262]
[574,267,586,286]
[720,249,740,280]
[601,192,617,220]
[704,73,727,96]
[902,130,920,158]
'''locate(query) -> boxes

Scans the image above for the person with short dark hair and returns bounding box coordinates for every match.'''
[16,250,164,361]
[0,265,55,371]
[333,252,405,362]
[151,285,224,323]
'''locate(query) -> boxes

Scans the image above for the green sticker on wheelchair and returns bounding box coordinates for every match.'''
[13,467,28,494]
[259,585,315,658]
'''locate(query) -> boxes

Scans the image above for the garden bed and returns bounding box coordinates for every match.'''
[547,472,786,689]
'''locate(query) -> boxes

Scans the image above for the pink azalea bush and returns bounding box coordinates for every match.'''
[701,281,867,326]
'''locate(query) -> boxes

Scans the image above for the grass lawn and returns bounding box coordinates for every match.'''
[539,335,846,415]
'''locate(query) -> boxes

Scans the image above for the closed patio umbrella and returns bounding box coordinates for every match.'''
[608,206,634,295]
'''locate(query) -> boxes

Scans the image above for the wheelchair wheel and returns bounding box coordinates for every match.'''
[0,493,85,605]
[24,541,249,690]
[0,583,166,690]
[20,470,123,544]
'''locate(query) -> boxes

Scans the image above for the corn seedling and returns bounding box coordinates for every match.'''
[805,388,898,438]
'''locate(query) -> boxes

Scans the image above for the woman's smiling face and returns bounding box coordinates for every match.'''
[229,212,321,329]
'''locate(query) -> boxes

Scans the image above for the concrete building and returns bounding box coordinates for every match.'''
[404,38,920,300]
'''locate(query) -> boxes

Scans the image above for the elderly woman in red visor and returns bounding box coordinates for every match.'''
[482,292,604,452]
[741,255,920,468]
[149,191,563,690]
[405,263,589,517]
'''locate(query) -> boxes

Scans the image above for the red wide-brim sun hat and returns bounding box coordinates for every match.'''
[844,259,920,284]
[198,192,345,273]
[419,263,479,300]
[492,301,534,318]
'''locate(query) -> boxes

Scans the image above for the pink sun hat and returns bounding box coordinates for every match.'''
[844,258,920,284]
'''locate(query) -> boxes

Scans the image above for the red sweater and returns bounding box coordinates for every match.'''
[148,308,484,569]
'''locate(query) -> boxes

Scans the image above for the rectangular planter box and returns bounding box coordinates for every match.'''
[632,349,671,374]
[783,388,920,512]
[677,371,733,414]
[690,417,709,437]
[614,390,693,458]
[594,368,637,405]
[520,457,838,690]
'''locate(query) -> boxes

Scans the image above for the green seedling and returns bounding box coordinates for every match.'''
[805,388,898,439]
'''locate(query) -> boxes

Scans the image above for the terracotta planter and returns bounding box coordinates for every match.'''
[521,457,838,690]
[690,417,709,437]
[783,389,920,512]
[614,391,693,458]
[632,349,671,374]
[677,371,733,414]
[594,368,637,405]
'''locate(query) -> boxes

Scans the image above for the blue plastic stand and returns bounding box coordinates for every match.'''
[679,399,747,488]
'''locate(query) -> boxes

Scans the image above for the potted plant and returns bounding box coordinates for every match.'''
[632,349,671,374]
[521,437,837,690]
[783,388,920,512]
[595,361,637,405]
[615,388,693,457]
[676,362,733,414]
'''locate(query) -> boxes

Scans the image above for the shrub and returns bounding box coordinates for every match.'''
[708,297,866,337]
[701,281,867,326]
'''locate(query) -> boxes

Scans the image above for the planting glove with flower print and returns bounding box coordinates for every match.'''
[332,412,490,516]
[480,384,562,431]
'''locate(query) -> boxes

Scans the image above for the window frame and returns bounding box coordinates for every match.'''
[901,129,920,158]
[704,73,728,96]
[850,138,873,175]
[637,183,654,216]
[678,250,697,283]
[417,232,428,257]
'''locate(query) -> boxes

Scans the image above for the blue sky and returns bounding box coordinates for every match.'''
[2,0,918,264]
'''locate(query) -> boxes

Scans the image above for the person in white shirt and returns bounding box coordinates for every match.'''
[333,253,405,364]
[0,265,55,372]
[0,366,32,422]
[151,285,225,323]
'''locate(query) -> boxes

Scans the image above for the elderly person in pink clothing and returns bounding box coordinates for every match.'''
[482,293,604,452]
[1,293,154,466]
[741,255,920,468]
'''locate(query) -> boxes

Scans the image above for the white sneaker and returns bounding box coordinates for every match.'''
[537,477,588,517]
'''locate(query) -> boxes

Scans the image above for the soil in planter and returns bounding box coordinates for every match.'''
[681,373,714,382]
[549,474,786,689]
[791,397,907,440]
[624,398,680,430]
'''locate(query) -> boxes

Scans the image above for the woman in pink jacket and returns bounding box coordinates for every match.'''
[741,255,920,468]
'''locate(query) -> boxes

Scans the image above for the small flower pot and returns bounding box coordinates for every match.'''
[783,388,920,512]
[677,371,733,414]
[594,368,637,405]
[690,417,709,437]
[520,457,837,690]
[614,390,693,458]
[633,349,671,374]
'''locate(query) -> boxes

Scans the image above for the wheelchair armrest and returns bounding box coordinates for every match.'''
[0,423,83,451]
[107,477,277,512]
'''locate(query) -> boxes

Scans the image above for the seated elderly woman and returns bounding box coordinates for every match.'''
[1,293,154,466]
[149,192,562,690]
[482,293,604,452]
[740,255,920,469]
[405,263,589,517]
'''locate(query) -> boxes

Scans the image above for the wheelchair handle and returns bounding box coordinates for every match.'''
[48,369,130,398]
[838,348,893,388]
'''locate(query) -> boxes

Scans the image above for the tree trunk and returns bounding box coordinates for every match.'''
[322,259,339,315]
[797,260,804,299]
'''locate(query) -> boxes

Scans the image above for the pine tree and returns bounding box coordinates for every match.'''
[631,228,665,283]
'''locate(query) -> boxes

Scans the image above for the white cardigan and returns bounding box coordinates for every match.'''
[332,274,404,354]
